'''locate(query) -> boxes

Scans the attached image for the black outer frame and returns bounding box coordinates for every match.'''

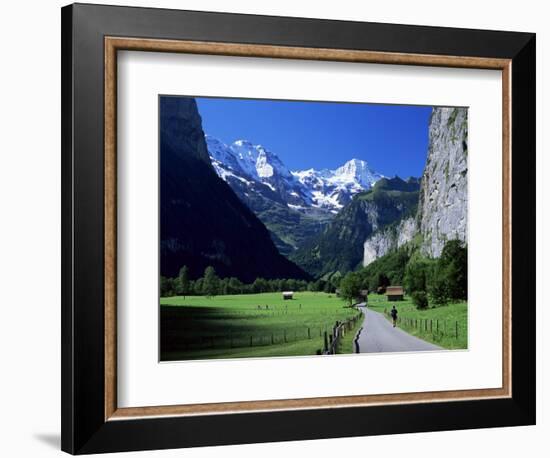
[61,3,536,454]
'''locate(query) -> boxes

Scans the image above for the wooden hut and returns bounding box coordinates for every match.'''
[282,291,294,300]
[385,286,404,301]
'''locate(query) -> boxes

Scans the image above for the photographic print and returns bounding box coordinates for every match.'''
[159,95,468,362]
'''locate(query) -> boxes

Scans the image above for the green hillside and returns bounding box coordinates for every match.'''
[290,177,419,278]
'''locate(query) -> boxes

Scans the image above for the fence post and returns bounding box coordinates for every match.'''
[324,331,328,352]
[284,329,287,343]
[271,333,274,345]
[250,335,253,347]
[308,327,311,339]
[455,321,458,339]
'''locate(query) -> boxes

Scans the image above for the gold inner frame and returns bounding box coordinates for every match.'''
[104,37,512,421]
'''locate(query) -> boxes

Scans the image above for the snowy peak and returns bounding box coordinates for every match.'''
[206,136,244,174]
[205,134,384,214]
[292,158,383,211]
[209,137,293,182]
[228,139,263,179]
[292,158,381,190]
[333,158,382,187]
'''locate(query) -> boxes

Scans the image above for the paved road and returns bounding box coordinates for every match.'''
[355,305,442,353]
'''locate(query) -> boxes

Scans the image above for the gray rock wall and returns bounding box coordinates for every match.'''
[418,107,468,257]
[362,217,416,266]
[361,107,468,265]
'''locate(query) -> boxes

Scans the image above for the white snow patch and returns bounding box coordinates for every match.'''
[287,204,305,210]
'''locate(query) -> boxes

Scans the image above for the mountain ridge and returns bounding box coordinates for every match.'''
[160,97,309,282]
[206,135,385,214]
[206,135,386,256]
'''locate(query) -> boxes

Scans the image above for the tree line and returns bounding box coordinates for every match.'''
[161,240,466,308]
[338,239,467,308]
[160,265,339,298]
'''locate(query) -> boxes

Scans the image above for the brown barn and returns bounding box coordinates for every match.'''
[282,291,293,300]
[386,286,404,301]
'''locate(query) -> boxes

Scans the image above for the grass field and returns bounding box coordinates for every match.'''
[161,292,362,361]
[366,293,468,350]
[336,311,365,354]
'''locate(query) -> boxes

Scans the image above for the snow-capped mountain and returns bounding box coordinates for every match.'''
[206,135,384,214]
[207,136,311,208]
[292,159,384,211]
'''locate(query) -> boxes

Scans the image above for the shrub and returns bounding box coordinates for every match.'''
[339,271,363,306]
[429,269,451,306]
[404,254,435,294]
[412,290,429,309]
[439,240,467,300]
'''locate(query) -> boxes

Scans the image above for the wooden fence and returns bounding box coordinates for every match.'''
[384,309,460,339]
[323,311,363,355]
[162,310,363,353]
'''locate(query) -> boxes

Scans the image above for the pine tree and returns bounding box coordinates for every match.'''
[177,265,190,298]
[202,266,219,297]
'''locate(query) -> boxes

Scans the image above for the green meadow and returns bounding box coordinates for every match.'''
[160,291,362,361]
[366,293,468,350]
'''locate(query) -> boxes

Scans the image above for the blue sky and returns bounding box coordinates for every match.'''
[196,97,432,178]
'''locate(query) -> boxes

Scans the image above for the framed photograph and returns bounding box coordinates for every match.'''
[61,3,536,454]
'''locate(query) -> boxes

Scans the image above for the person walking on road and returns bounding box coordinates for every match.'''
[390,305,398,328]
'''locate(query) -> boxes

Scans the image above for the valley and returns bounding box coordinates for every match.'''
[206,133,424,279]
[159,96,469,360]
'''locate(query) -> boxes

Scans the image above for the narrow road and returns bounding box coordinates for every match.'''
[355,305,442,353]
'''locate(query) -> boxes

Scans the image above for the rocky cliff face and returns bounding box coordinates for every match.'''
[161,96,212,166]
[417,107,468,257]
[160,96,309,282]
[360,107,468,265]
[362,217,416,267]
